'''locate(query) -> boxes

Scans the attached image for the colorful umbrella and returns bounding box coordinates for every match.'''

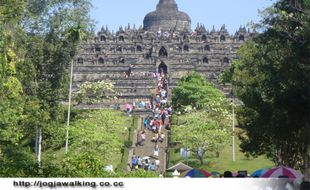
[124,103,131,109]
[181,169,211,178]
[251,169,268,177]
[138,101,146,107]
[262,166,303,181]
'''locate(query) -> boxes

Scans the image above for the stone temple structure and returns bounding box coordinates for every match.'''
[74,0,253,109]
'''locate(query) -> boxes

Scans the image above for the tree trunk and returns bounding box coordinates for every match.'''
[197,150,205,165]
[304,119,310,179]
[35,128,42,167]
[198,156,204,165]
[275,147,284,166]
[303,144,309,179]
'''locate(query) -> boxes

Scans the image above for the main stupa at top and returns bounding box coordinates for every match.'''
[143,0,191,32]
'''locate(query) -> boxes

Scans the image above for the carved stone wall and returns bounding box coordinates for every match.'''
[73,0,253,108]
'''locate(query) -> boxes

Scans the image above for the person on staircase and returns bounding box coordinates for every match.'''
[153,143,159,158]
[159,133,165,143]
[127,64,133,77]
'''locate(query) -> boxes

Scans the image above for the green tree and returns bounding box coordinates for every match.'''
[17,0,94,118]
[173,111,230,165]
[172,72,229,114]
[226,0,310,173]
[0,49,25,144]
[74,80,116,104]
[0,0,95,176]
[69,110,126,164]
[38,109,130,177]
[171,73,231,165]
[52,152,111,177]
[0,0,27,143]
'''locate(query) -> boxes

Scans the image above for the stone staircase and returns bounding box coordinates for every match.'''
[73,63,158,108]
[73,59,232,110]
[130,117,168,174]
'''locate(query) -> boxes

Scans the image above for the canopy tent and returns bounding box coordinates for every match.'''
[167,162,193,173]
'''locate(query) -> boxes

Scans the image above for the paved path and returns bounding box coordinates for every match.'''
[128,73,170,174]
[131,117,168,174]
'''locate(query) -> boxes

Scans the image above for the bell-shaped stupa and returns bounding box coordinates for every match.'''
[143,0,191,32]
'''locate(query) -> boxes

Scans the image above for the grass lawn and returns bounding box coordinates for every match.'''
[169,128,274,175]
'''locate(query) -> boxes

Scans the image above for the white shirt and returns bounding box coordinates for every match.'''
[155,159,160,166]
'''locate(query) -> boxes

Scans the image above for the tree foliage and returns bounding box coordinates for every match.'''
[171,73,231,165]
[0,1,26,146]
[74,80,116,104]
[172,72,229,115]
[0,0,98,177]
[0,49,25,145]
[0,108,133,177]
[226,0,310,170]
[0,0,136,177]
[173,111,230,165]
[68,110,127,164]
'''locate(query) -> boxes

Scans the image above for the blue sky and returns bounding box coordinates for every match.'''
[90,0,275,34]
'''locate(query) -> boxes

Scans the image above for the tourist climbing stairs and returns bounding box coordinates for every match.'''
[128,72,170,175]
[130,118,168,174]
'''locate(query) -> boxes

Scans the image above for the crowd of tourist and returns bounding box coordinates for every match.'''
[130,155,160,172]
[129,69,172,172]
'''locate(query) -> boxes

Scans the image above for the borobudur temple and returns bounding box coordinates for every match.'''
[73,0,253,110]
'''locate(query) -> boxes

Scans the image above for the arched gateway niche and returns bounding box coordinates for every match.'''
[158,62,168,74]
[159,46,168,57]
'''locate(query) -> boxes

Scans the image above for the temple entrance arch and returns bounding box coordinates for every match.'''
[158,61,168,74]
[159,46,168,57]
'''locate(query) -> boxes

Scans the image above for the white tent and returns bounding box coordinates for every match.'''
[167,162,193,173]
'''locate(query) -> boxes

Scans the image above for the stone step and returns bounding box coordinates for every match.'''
[74,74,157,82]
[131,117,168,174]
[74,68,155,73]
[114,85,157,89]
[169,65,195,69]
[113,80,158,85]
[131,110,154,116]
[112,90,152,94]
[74,65,153,69]
[74,63,155,67]
[73,79,158,90]
[116,94,153,98]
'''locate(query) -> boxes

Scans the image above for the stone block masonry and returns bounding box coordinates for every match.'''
[73,0,253,109]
